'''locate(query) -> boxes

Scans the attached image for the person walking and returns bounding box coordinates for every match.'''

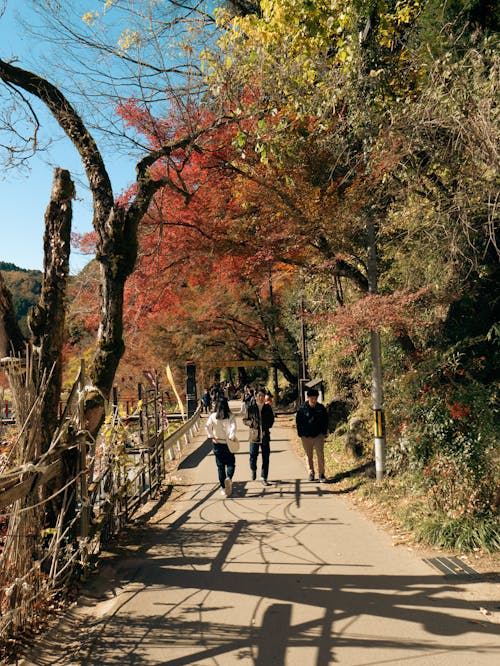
[205,397,238,497]
[243,388,275,485]
[201,388,211,414]
[296,387,329,482]
[239,386,254,417]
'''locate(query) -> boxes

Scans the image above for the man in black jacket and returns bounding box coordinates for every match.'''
[243,388,275,485]
[296,387,328,482]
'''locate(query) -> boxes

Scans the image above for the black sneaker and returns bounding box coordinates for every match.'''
[251,470,256,481]
[308,471,315,482]
[319,474,327,483]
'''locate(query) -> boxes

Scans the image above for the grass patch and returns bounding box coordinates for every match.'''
[401,507,500,554]
[359,474,499,554]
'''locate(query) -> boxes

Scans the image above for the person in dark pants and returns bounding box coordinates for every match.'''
[296,387,329,482]
[201,388,211,414]
[243,388,275,485]
[205,397,237,497]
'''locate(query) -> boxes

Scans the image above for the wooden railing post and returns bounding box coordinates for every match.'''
[138,382,148,495]
[79,360,90,550]
[160,390,166,478]
[112,385,118,422]
[138,382,144,446]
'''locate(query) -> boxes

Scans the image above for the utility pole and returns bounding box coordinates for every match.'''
[300,293,308,382]
[358,13,387,481]
[367,216,386,481]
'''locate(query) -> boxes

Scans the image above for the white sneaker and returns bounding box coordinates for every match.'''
[224,477,233,497]
[220,488,227,497]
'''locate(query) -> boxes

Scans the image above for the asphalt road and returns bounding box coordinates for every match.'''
[19,405,500,665]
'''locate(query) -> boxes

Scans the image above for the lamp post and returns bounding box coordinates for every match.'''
[300,292,308,381]
[186,361,197,418]
[268,272,280,396]
[298,276,309,404]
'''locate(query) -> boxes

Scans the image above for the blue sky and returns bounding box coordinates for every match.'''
[0,2,135,274]
[1,145,103,275]
[1,126,131,274]
[1,0,213,274]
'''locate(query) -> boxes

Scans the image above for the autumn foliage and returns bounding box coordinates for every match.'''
[65,0,500,552]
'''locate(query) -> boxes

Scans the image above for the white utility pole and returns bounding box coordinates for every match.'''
[366,219,386,480]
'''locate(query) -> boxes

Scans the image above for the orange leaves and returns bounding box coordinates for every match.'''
[71,231,97,256]
[321,287,430,341]
[445,400,471,421]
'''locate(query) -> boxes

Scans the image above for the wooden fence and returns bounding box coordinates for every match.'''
[0,363,201,644]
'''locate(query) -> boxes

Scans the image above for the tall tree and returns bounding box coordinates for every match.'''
[0,57,218,435]
[71,103,303,385]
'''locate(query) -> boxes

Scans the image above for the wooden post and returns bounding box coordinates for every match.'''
[112,385,118,423]
[79,360,90,552]
[138,382,144,446]
[160,390,166,478]
[153,382,161,489]
[138,382,147,494]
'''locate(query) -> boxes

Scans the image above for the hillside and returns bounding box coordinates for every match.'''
[0,261,42,334]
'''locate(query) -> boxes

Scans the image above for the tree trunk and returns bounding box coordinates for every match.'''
[0,272,25,358]
[28,168,74,452]
[273,356,297,385]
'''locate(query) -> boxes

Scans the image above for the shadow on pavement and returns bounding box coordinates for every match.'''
[331,461,375,483]
[178,438,213,469]
[25,480,500,666]
[30,556,499,666]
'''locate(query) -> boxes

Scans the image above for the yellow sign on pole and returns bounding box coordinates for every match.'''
[373,409,385,438]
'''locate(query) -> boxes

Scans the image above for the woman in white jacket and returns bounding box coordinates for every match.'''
[205,396,237,497]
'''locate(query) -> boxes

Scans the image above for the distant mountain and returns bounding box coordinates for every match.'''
[0,261,42,334]
[0,261,39,274]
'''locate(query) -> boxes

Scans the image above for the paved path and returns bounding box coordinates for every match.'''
[21,406,499,665]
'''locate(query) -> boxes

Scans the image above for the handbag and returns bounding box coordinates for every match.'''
[248,427,260,442]
[227,436,240,453]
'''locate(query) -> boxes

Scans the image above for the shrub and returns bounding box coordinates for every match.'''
[412,513,500,553]
[384,345,499,551]
[423,451,497,519]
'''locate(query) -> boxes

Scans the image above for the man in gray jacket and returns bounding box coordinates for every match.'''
[296,387,328,482]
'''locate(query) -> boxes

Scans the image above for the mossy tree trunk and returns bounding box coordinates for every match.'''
[0,272,25,358]
[28,168,74,452]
